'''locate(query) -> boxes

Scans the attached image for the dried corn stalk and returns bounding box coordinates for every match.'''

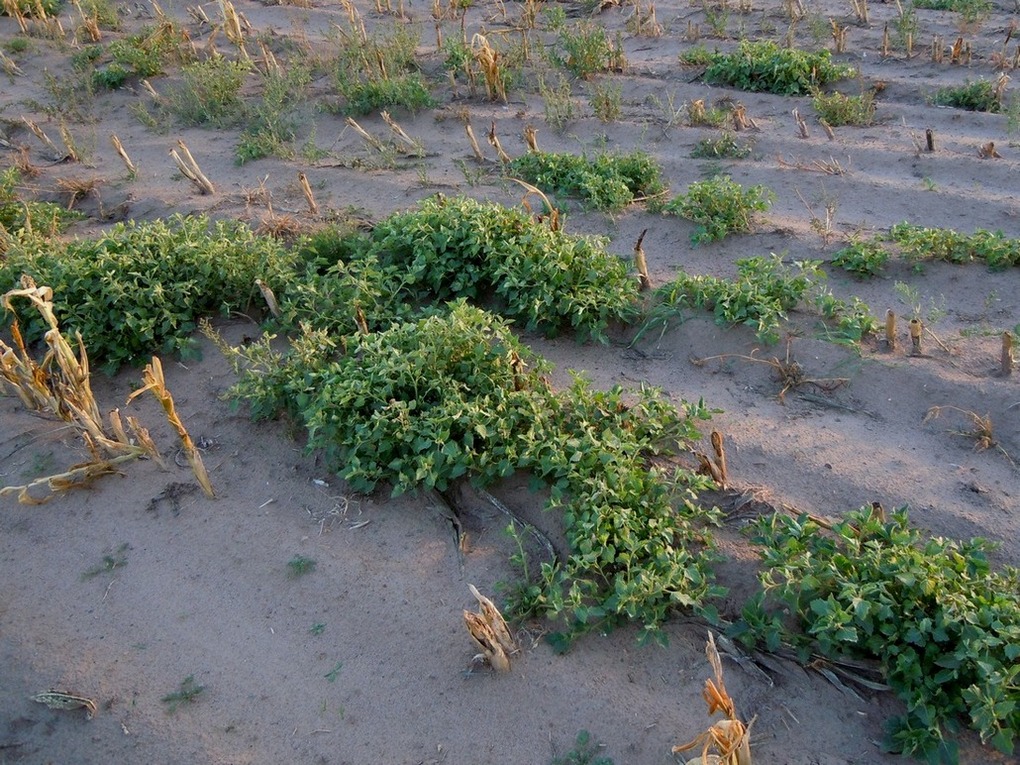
[128,357,215,498]
[111,134,137,176]
[463,584,516,672]
[471,34,506,102]
[0,282,163,504]
[672,632,753,765]
[487,120,511,163]
[297,172,319,215]
[510,178,559,232]
[344,117,384,152]
[0,282,216,504]
[170,140,215,195]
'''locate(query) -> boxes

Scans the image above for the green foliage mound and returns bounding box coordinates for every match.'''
[507,150,666,211]
[664,176,774,244]
[644,255,877,344]
[0,168,80,240]
[703,40,855,96]
[230,302,720,645]
[0,215,296,373]
[744,507,1020,764]
[284,196,640,342]
[890,223,1020,270]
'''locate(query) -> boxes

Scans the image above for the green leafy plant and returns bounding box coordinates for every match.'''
[507,150,665,211]
[664,175,774,244]
[703,40,855,95]
[645,255,819,343]
[889,223,1020,270]
[913,0,991,23]
[690,133,752,159]
[161,675,205,712]
[931,78,1006,113]
[81,543,129,580]
[832,239,889,277]
[357,195,640,339]
[0,215,297,373]
[287,555,317,577]
[812,89,876,126]
[555,22,614,79]
[551,730,614,765]
[228,303,720,645]
[236,63,311,163]
[743,507,1020,763]
[167,57,250,127]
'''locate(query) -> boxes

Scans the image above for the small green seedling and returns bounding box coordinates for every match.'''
[161,675,205,713]
[287,555,317,578]
[81,543,130,580]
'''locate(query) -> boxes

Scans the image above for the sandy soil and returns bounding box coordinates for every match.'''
[2,0,1019,763]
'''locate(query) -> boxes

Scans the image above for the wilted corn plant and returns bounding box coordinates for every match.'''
[0,280,212,503]
[471,34,507,102]
[672,632,753,765]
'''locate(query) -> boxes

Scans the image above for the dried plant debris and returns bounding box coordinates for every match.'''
[672,632,753,765]
[463,584,517,672]
[693,343,849,404]
[32,690,98,720]
[923,405,1015,465]
[0,280,213,503]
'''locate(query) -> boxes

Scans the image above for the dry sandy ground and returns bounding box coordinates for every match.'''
[2,0,1020,763]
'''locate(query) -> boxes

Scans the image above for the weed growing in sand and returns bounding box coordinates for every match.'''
[0,215,296,372]
[324,660,343,682]
[554,22,615,79]
[507,150,665,211]
[287,555,317,577]
[703,40,855,95]
[237,64,312,163]
[931,77,1007,112]
[589,81,622,122]
[161,675,205,712]
[890,223,1020,270]
[690,133,752,159]
[539,74,575,132]
[663,175,774,244]
[332,21,434,115]
[744,506,1020,763]
[0,168,81,239]
[168,58,250,127]
[551,730,614,765]
[309,623,326,635]
[228,303,718,646]
[81,543,129,580]
[832,239,889,277]
[92,20,192,87]
[811,89,876,126]
[2,36,29,53]
[914,0,992,23]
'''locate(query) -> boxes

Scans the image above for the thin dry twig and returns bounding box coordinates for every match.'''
[692,343,849,404]
[923,405,1015,465]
